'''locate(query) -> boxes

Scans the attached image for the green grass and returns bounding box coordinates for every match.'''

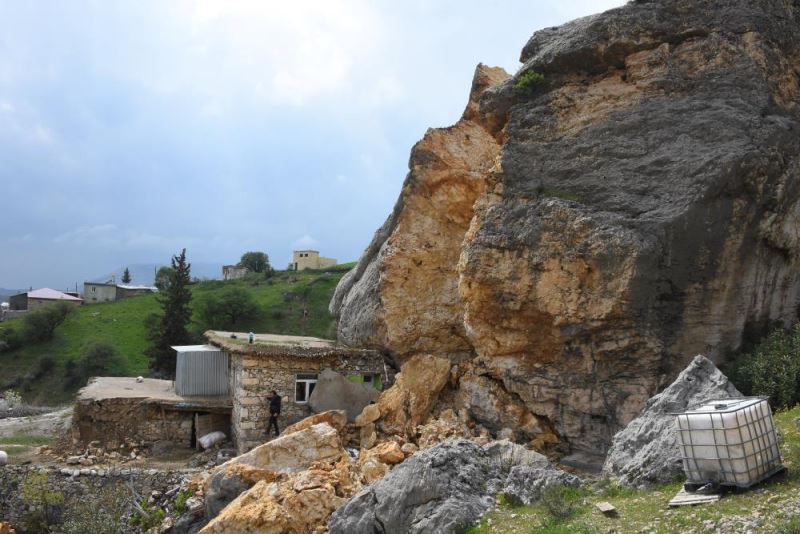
[0,265,354,404]
[0,435,54,460]
[467,405,800,533]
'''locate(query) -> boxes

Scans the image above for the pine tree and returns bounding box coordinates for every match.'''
[121,267,132,284]
[146,249,193,378]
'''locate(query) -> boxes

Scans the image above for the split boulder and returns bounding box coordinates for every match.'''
[308,370,380,421]
[602,355,741,487]
[205,422,345,518]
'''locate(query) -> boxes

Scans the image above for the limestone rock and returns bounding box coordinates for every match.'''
[205,423,345,519]
[332,0,800,455]
[308,369,380,422]
[358,424,376,450]
[483,439,549,470]
[0,523,16,534]
[401,443,418,456]
[378,354,452,437]
[603,355,742,487]
[416,408,472,449]
[501,465,582,506]
[353,404,380,427]
[331,439,500,534]
[369,441,405,465]
[359,455,389,485]
[282,410,347,436]
[201,456,361,534]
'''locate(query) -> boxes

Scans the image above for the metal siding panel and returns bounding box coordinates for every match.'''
[175,350,229,396]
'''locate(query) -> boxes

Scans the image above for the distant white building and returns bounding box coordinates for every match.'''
[83,282,157,304]
[222,265,249,280]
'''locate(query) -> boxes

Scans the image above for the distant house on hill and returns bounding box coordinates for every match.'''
[222,265,249,280]
[8,288,83,311]
[83,282,157,304]
[291,250,337,271]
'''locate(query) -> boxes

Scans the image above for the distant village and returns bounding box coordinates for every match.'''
[0,249,337,322]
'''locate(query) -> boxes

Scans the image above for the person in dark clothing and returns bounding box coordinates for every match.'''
[267,390,281,437]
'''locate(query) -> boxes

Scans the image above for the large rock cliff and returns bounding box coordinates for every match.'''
[332,0,800,454]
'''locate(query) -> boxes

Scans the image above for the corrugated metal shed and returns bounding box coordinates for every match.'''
[172,345,229,396]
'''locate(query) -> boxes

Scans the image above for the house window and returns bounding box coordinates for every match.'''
[295,373,318,403]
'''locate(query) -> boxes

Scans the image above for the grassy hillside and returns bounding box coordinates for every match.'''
[468,405,800,534]
[0,265,353,405]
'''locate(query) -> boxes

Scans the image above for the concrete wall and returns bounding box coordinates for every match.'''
[27,298,82,311]
[292,250,337,271]
[8,293,27,311]
[84,283,117,304]
[230,352,389,453]
[223,265,249,280]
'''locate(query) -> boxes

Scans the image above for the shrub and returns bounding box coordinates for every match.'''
[21,302,73,342]
[0,327,22,352]
[65,343,128,389]
[513,69,545,96]
[540,485,582,522]
[21,471,65,531]
[728,324,800,409]
[34,355,56,379]
[61,482,128,534]
[197,287,259,330]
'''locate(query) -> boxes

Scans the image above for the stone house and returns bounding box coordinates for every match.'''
[83,282,157,303]
[291,250,337,271]
[8,288,83,311]
[72,331,389,454]
[205,330,388,453]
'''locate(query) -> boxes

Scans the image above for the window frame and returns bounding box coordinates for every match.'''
[295,372,319,404]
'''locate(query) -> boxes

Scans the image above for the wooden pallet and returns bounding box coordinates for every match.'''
[668,488,721,507]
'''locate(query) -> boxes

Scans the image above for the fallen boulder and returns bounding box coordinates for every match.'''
[602,355,741,487]
[329,438,581,534]
[282,410,347,436]
[377,354,452,437]
[308,370,380,422]
[205,422,345,518]
[200,456,361,534]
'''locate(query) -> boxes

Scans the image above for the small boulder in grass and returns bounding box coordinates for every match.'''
[0,451,8,467]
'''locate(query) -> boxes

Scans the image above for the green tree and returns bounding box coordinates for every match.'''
[121,267,132,284]
[22,302,73,342]
[198,287,259,330]
[154,266,175,290]
[147,249,193,378]
[238,251,270,273]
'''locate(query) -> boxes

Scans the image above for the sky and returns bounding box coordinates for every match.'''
[0,0,624,290]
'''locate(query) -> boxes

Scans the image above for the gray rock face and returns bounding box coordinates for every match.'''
[204,470,253,519]
[332,0,800,455]
[329,439,581,534]
[308,369,380,421]
[502,465,582,506]
[602,355,742,487]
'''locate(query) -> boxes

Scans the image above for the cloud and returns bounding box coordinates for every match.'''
[292,234,319,249]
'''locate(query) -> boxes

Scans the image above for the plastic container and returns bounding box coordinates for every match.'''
[674,397,782,488]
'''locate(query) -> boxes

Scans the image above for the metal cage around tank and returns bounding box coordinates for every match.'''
[674,397,783,488]
[172,345,230,396]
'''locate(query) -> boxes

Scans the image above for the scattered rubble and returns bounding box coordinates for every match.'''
[603,355,741,487]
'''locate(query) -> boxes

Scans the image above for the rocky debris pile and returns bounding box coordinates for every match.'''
[58,438,150,465]
[331,0,800,456]
[329,439,581,534]
[603,355,742,487]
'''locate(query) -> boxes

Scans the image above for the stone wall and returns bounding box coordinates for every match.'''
[73,398,196,448]
[0,464,191,531]
[231,353,389,453]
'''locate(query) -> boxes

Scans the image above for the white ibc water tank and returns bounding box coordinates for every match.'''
[675,397,782,488]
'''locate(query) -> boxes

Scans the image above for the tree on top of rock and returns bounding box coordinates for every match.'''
[121,267,132,284]
[146,248,193,378]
